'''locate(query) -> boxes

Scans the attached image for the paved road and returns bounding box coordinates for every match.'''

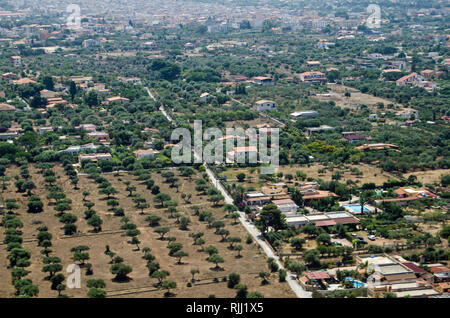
[146,87,174,123]
[146,87,312,298]
[204,164,311,298]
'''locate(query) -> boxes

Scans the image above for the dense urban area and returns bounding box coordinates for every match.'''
[0,0,449,299]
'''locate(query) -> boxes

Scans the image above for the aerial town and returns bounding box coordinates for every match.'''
[0,0,448,300]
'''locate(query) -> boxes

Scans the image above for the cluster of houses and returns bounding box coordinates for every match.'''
[243,181,359,229]
[363,254,449,298]
[374,187,439,206]
[395,71,439,92]
[300,253,449,297]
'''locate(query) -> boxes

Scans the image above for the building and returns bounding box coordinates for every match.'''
[394,108,419,120]
[375,187,438,206]
[2,72,20,81]
[78,153,112,163]
[272,199,298,217]
[306,125,334,137]
[356,143,399,151]
[416,81,438,92]
[40,89,59,99]
[306,61,321,67]
[118,77,142,85]
[14,78,38,86]
[61,143,99,155]
[429,265,450,283]
[367,53,386,60]
[261,183,289,201]
[39,127,54,135]
[0,131,19,140]
[46,97,68,108]
[301,189,338,201]
[343,133,366,143]
[420,69,436,79]
[87,131,109,141]
[368,114,379,120]
[200,92,210,102]
[298,71,327,83]
[133,149,160,160]
[142,41,158,50]
[244,192,271,207]
[396,73,423,86]
[82,39,101,48]
[10,56,21,67]
[361,254,441,298]
[291,111,319,121]
[226,146,258,163]
[106,96,130,105]
[142,127,160,136]
[69,76,93,86]
[286,211,359,229]
[254,100,277,112]
[252,76,273,86]
[369,280,440,298]
[0,103,16,112]
[75,124,97,132]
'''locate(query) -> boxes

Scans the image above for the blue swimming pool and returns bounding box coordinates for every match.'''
[345,277,366,288]
[344,204,369,213]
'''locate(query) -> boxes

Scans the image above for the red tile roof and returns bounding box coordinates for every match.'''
[402,262,427,274]
[334,217,360,225]
[306,272,331,280]
[315,220,337,227]
[430,266,450,274]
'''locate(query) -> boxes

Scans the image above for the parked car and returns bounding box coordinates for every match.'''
[359,240,368,245]
[351,233,357,237]
[368,235,376,241]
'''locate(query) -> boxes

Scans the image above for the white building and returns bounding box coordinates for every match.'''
[255,100,277,112]
[39,127,54,135]
[10,56,21,67]
[61,143,99,155]
[272,199,298,217]
[200,92,210,102]
[291,111,319,121]
[133,149,160,160]
[82,39,101,48]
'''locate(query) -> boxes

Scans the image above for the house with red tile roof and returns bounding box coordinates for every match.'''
[106,96,130,105]
[226,146,258,163]
[252,76,273,85]
[356,143,399,151]
[0,103,16,112]
[396,72,422,86]
[133,149,160,160]
[14,78,38,85]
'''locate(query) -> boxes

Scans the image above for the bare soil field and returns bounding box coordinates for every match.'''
[224,117,275,129]
[0,164,295,298]
[222,163,393,189]
[404,169,450,185]
[313,84,402,111]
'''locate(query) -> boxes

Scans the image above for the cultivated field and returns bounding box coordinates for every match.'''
[404,169,450,185]
[313,84,403,111]
[0,164,295,298]
[221,163,394,188]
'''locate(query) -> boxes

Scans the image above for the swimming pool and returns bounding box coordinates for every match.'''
[345,277,366,288]
[344,204,369,213]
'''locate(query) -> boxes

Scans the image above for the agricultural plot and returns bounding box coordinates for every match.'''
[221,163,394,188]
[0,164,294,298]
[313,84,403,111]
